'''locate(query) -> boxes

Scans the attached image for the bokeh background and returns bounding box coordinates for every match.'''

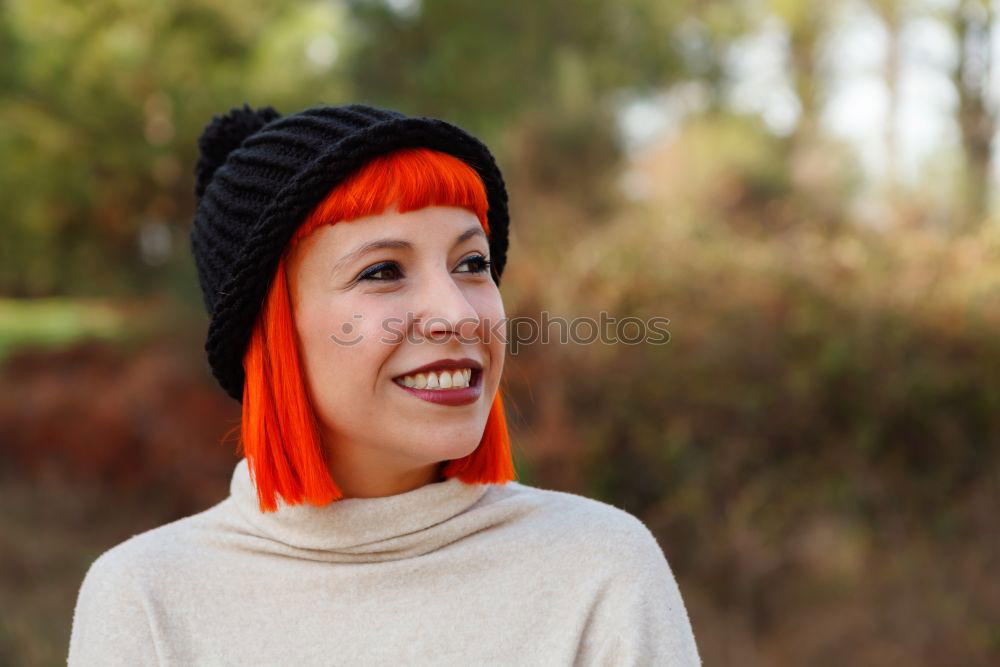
[2,0,999,664]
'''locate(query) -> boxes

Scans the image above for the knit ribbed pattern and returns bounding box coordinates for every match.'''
[190,103,510,402]
[68,459,703,666]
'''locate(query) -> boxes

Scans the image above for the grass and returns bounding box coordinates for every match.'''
[0,298,142,362]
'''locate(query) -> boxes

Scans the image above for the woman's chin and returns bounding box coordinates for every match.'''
[398,435,483,463]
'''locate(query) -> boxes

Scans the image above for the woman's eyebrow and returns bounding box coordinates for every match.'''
[455,225,487,246]
[333,239,412,273]
[333,226,488,273]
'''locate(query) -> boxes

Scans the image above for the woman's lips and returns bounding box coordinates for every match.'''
[393,369,483,406]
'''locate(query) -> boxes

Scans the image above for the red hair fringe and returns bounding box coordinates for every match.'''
[241,148,516,512]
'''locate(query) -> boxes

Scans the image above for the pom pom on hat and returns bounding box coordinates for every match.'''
[194,103,282,200]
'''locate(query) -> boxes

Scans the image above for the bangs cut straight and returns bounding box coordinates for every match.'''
[240,147,515,512]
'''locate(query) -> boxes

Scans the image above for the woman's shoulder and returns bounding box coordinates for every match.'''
[80,498,233,589]
[69,499,237,664]
[486,480,657,534]
[480,480,673,572]
[485,482,700,664]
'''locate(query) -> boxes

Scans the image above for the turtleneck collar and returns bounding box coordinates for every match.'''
[228,458,492,563]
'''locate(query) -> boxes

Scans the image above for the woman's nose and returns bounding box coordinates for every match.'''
[411,269,480,342]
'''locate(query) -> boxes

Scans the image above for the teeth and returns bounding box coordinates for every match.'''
[397,368,475,391]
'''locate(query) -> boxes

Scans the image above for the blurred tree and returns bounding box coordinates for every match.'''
[871,0,905,198]
[346,0,686,137]
[947,0,996,228]
[766,0,839,146]
[344,0,740,217]
[740,0,859,235]
[0,0,354,297]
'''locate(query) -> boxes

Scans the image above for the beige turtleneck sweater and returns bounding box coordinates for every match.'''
[68,458,701,666]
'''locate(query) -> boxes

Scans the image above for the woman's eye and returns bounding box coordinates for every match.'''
[456,254,492,274]
[358,261,403,282]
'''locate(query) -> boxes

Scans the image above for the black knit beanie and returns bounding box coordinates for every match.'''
[190,102,510,402]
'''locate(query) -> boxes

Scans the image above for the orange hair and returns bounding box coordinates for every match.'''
[241,147,516,512]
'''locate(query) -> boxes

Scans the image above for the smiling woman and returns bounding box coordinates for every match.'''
[244,147,514,508]
[67,103,702,666]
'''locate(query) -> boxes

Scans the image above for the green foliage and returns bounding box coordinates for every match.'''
[0,0,354,297]
[346,0,688,139]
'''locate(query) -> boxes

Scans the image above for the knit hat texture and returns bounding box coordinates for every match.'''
[190,102,510,402]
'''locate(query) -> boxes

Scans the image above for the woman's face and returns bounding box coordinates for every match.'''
[287,205,505,495]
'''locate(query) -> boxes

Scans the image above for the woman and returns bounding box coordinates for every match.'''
[68,103,701,666]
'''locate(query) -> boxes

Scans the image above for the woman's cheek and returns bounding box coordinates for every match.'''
[299,306,358,385]
[480,293,506,349]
